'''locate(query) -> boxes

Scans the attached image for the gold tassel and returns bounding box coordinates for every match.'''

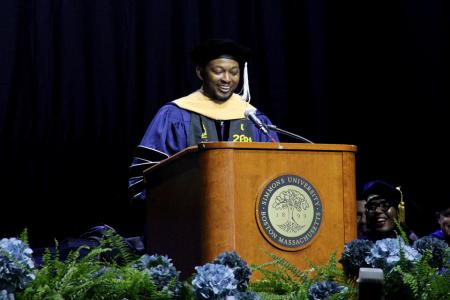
[396,186,405,224]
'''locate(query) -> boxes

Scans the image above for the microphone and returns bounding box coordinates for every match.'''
[244,108,271,137]
[266,124,314,143]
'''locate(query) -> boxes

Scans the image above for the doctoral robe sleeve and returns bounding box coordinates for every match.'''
[128,104,190,200]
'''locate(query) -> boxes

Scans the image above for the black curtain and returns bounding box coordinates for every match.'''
[1,0,449,246]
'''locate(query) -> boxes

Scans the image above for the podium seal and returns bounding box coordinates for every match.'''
[256,174,323,251]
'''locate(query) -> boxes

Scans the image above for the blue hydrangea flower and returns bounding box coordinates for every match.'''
[213,251,252,292]
[132,254,181,296]
[192,263,237,299]
[365,238,421,271]
[233,291,260,300]
[339,239,374,278]
[413,236,448,269]
[1,290,10,300]
[308,281,347,300]
[0,238,35,293]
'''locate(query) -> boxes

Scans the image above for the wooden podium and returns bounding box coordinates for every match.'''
[143,142,357,276]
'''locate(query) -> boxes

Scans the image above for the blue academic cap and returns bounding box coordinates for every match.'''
[362,180,401,206]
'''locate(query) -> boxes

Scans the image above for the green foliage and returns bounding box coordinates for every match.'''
[249,251,310,296]
[394,218,410,245]
[249,251,357,300]
[444,247,450,268]
[178,274,196,300]
[6,228,450,299]
[385,250,450,300]
[427,270,450,300]
[15,233,174,300]
[306,254,357,300]
[250,246,450,300]
[257,290,308,300]
[306,252,345,283]
[97,228,138,265]
[19,229,29,247]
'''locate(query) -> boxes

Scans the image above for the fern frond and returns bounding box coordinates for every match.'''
[263,251,310,283]
[99,228,137,264]
[250,251,311,296]
[394,218,409,245]
[64,247,83,266]
[19,228,29,246]
[396,266,419,297]
[257,289,308,300]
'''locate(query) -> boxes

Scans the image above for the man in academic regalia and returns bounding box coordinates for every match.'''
[429,202,450,245]
[128,39,279,200]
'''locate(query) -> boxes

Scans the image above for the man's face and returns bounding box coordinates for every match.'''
[365,198,398,234]
[197,58,240,101]
[357,200,367,236]
[437,208,450,239]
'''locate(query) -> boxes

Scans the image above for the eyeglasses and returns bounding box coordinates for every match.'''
[365,201,392,213]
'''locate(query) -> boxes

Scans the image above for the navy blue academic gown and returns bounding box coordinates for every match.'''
[129,102,278,200]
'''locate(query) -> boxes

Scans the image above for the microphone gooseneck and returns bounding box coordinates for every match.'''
[266,124,314,144]
[244,108,276,142]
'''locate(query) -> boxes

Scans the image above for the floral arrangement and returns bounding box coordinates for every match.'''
[364,238,421,271]
[0,237,35,297]
[338,239,373,278]
[212,251,252,292]
[192,251,259,300]
[1,229,449,300]
[132,254,182,297]
[339,238,422,276]
[307,281,347,300]
[412,236,448,270]
[249,251,355,300]
[340,236,448,274]
[192,263,237,299]
[2,230,183,300]
[339,236,450,299]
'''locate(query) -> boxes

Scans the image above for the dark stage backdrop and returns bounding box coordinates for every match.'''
[1,0,449,247]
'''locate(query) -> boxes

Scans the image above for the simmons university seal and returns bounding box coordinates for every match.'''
[256,175,323,251]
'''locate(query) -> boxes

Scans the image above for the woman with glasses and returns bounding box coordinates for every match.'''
[361,180,418,242]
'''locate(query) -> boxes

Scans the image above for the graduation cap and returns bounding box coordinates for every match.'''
[190,38,251,67]
[191,38,252,102]
[363,180,400,205]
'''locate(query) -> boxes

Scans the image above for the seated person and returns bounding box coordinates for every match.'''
[362,180,417,242]
[128,39,279,200]
[356,199,368,239]
[430,203,450,245]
